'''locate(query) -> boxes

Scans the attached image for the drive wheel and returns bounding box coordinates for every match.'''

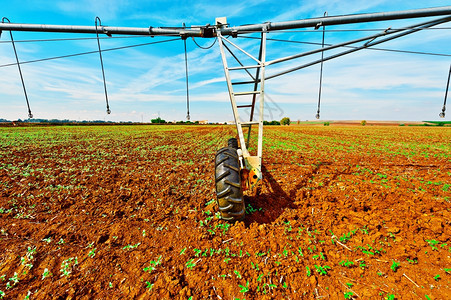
[215,147,245,221]
[227,138,239,149]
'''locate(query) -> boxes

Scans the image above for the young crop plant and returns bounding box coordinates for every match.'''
[60,257,78,277]
[239,281,250,293]
[339,229,358,244]
[41,268,50,280]
[185,259,197,269]
[314,265,331,275]
[339,260,355,268]
[406,258,417,264]
[122,242,141,250]
[7,272,19,288]
[425,239,439,251]
[143,256,162,273]
[359,260,367,270]
[390,260,400,272]
[87,248,96,258]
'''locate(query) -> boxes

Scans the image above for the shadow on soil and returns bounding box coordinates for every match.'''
[243,166,297,226]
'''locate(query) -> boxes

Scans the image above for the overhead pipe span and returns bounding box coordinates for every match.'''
[1,6,451,37]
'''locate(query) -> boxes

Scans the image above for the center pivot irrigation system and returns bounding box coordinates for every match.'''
[1,6,451,221]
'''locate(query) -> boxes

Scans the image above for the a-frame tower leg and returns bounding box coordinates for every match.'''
[217,29,267,194]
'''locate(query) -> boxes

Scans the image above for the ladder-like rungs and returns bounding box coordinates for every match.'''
[228,65,260,71]
[237,105,254,108]
[234,91,261,96]
[232,80,259,85]
[240,121,260,126]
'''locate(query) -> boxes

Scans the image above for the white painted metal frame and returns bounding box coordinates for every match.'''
[217,29,267,180]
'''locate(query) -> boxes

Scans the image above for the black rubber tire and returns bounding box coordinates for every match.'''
[227,138,239,149]
[215,147,245,221]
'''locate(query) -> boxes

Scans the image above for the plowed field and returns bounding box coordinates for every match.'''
[0,125,450,299]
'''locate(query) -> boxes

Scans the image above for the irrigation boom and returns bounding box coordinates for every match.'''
[2,6,451,221]
[1,6,451,37]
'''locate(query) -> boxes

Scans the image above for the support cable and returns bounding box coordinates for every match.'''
[240,36,451,58]
[182,23,190,121]
[316,12,327,119]
[440,64,450,118]
[95,17,111,114]
[1,17,33,118]
[0,38,181,68]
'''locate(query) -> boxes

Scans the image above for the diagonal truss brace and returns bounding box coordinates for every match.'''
[234,16,451,85]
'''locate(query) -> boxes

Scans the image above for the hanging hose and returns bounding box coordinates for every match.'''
[192,36,217,49]
[2,17,33,118]
[440,64,450,118]
[316,12,327,120]
[95,17,111,114]
[183,23,190,121]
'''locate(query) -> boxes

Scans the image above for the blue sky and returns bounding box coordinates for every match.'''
[1,0,450,122]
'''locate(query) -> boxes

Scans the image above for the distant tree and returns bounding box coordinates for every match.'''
[324,122,330,126]
[151,117,166,124]
[280,117,291,125]
[361,120,367,126]
[263,120,280,125]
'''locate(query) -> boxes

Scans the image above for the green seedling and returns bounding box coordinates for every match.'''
[180,247,187,255]
[425,239,439,251]
[314,265,331,275]
[306,266,311,277]
[8,272,19,287]
[406,258,417,264]
[41,268,50,280]
[88,248,96,258]
[339,260,355,268]
[60,257,78,277]
[359,260,367,270]
[234,270,242,279]
[239,281,250,293]
[433,274,440,281]
[122,242,141,250]
[344,291,354,299]
[391,260,400,272]
[143,256,162,273]
[185,259,196,269]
